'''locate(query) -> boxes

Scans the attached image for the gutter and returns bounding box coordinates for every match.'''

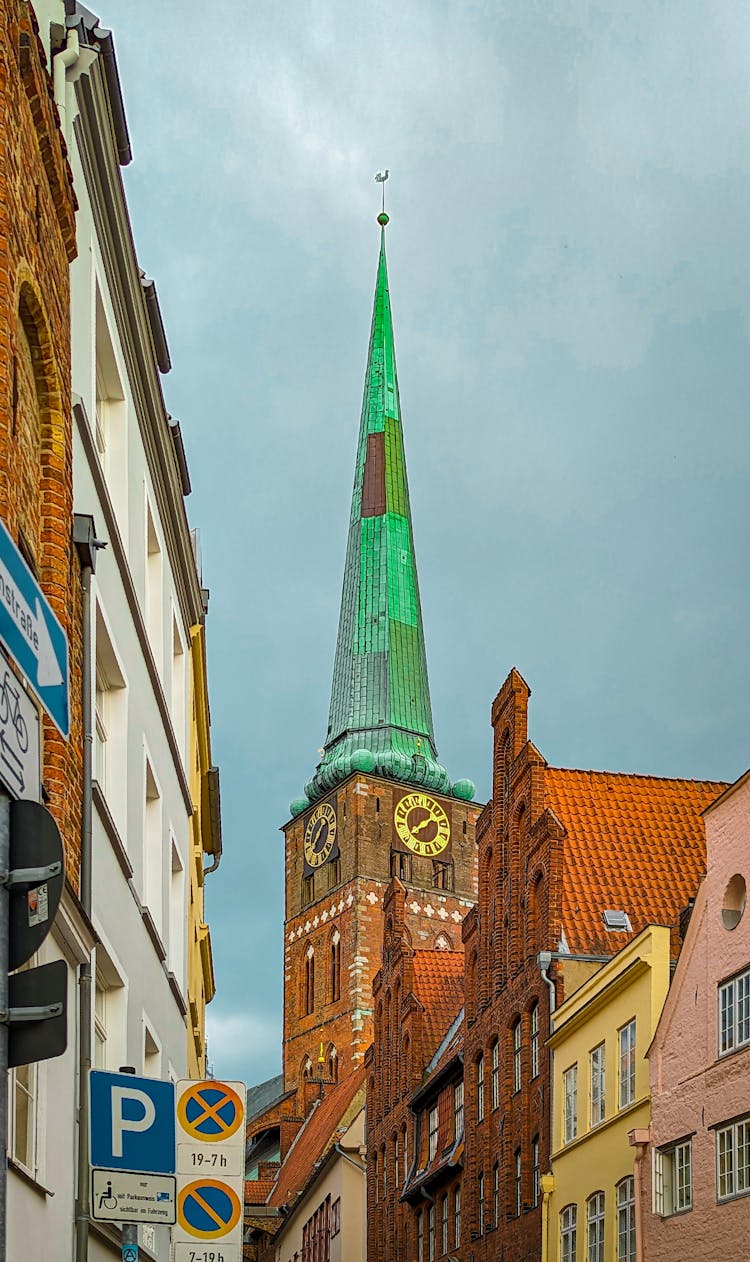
[203,766,222,874]
[168,417,191,496]
[65,4,132,164]
[52,27,79,140]
[141,274,172,374]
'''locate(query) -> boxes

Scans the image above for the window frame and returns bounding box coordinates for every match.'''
[477,1053,485,1123]
[716,1116,750,1202]
[617,1176,635,1262]
[453,1184,461,1249]
[491,1038,500,1110]
[560,1204,577,1262]
[513,1019,522,1093]
[718,967,750,1057]
[618,1019,636,1109]
[453,1080,464,1140]
[563,1063,578,1144]
[428,1105,439,1162]
[589,1042,606,1127]
[586,1191,605,1262]
[530,1002,540,1079]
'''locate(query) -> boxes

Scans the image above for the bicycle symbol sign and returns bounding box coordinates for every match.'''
[178,1178,242,1239]
[177,1082,244,1143]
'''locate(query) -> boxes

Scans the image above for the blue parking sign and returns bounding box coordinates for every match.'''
[90,1070,175,1174]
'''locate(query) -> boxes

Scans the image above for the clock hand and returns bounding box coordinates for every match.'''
[411,816,435,837]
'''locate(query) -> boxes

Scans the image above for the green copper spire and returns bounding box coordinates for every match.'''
[296,219,473,811]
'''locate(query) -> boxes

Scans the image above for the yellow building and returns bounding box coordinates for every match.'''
[544,926,671,1262]
[187,621,221,1076]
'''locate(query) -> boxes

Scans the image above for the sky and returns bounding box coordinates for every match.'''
[108,0,750,1085]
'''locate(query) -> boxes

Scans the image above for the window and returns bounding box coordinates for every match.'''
[94,286,128,525]
[302,873,314,905]
[145,497,164,670]
[493,1162,499,1227]
[304,946,315,1015]
[453,1184,461,1248]
[170,612,186,757]
[391,851,412,882]
[403,1123,408,1185]
[94,606,127,828]
[331,1197,341,1237]
[587,1192,605,1262]
[429,1105,439,1161]
[382,1144,387,1197]
[618,1020,636,1107]
[441,1194,448,1255]
[514,1148,522,1217]
[716,1117,750,1201]
[563,1064,578,1144]
[330,930,341,1002]
[428,1203,435,1261]
[530,1002,540,1079]
[143,1023,161,1077]
[560,1205,577,1262]
[718,967,750,1056]
[491,1039,500,1110]
[417,1210,423,1262]
[532,1135,540,1207]
[477,1053,485,1122]
[454,1081,464,1139]
[513,1019,522,1092]
[328,1046,338,1082]
[326,856,341,889]
[143,756,163,929]
[169,838,185,991]
[590,1043,605,1127]
[654,1139,692,1215]
[11,1061,38,1175]
[617,1177,635,1262]
[432,860,454,891]
[478,1171,485,1234]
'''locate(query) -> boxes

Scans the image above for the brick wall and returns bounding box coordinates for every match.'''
[0,2,81,878]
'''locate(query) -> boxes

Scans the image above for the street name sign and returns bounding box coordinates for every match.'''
[0,515,69,737]
[91,1168,176,1225]
[90,1070,176,1174]
[0,643,39,801]
[173,1080,245,1254]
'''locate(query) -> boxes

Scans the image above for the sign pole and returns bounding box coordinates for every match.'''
[0,789,10,1262]
[118,1066,140,1262]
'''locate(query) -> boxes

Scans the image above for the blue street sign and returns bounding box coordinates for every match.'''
[121,1247,137,1262]
[0,516,69,736]
[90,1070,176,1174]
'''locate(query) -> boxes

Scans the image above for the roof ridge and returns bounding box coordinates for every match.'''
[548,765,729,787]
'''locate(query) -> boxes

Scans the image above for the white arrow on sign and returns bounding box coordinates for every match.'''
[0,555,63,688]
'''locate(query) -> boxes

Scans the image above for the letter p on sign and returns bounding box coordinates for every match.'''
[111,1086,156,1157]
[90,1070,176,1174]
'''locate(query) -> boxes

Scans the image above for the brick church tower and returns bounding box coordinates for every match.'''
[281,214,480,1094]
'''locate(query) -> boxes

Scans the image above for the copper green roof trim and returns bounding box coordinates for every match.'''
[300,222,473,809]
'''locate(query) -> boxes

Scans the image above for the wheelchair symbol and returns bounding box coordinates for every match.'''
[98,1178,118,1212]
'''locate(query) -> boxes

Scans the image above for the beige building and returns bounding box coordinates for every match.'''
[545,925,672,1262]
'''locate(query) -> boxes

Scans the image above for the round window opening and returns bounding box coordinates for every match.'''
[722,874,747,931]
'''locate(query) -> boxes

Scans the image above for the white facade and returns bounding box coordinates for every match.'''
[6,6,206,1260]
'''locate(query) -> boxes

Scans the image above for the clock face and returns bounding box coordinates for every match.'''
[394,792,450,857]
[303,802,337,868]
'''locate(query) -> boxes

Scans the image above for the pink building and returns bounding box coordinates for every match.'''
[638,768,750,1258]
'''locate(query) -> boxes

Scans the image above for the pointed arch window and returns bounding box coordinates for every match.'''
[328,1045,338,1081]
[304,945,315,1015]
[330,929,341,1002]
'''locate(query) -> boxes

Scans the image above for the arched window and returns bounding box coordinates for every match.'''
[491,1038,500,1110]
[301,1054,313,1081]
[560,1204,577,1262]
[434,931,453,951]
[328,1045,338,1082]
[587,1192,605,1262]
[512,1017,522,1092]
[304,945,315,1015]
[476,1052,485,1123]
[402,1033,411,1091]
[329,929,341,1002]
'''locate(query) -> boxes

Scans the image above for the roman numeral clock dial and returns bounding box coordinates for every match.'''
[303,802,337,868]
[394,792,450,857]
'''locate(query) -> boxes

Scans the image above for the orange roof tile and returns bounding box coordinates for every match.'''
[267,1067,366,1209]
[412,951,464,1059]
[545,768,726,955]
[244,1178,276,1206]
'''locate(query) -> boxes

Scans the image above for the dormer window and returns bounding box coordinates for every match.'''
[602,909,632,932]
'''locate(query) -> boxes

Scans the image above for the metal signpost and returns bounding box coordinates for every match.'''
[0,517,69,738]
[173,1080,246,1262]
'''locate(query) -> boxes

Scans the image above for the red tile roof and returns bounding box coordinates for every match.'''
[545,769,726,954]
[244,1178,276,1205]
[412,951,464,1059]
[266,1067,366,1209]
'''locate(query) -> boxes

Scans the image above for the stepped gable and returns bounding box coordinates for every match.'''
[266,1067,366,1209]
[412,950,465,1060]
[545,768,727,954]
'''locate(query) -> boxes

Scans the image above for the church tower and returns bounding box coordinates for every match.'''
[282,213,479,1092]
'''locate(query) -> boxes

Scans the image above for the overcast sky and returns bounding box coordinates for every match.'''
[109,1,750,1086]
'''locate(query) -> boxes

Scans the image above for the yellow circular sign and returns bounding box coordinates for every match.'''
[394,792,450,857]
[177,1081,244,1143]
[303,802,337,868]
[177,1178,242,1239]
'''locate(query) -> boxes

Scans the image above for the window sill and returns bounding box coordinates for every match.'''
[8,1157,53,1198]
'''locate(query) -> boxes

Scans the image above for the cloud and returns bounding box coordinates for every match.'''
[206,1008,281,1084]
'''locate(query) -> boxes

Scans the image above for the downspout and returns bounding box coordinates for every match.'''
[73,516,105,1262]
[629,1128,650,1262]
[540,1173,555,1262]
[333,1143,366,1175]
[52,28,79,142]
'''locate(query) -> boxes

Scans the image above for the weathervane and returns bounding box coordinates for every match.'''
[375,170,389,225]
